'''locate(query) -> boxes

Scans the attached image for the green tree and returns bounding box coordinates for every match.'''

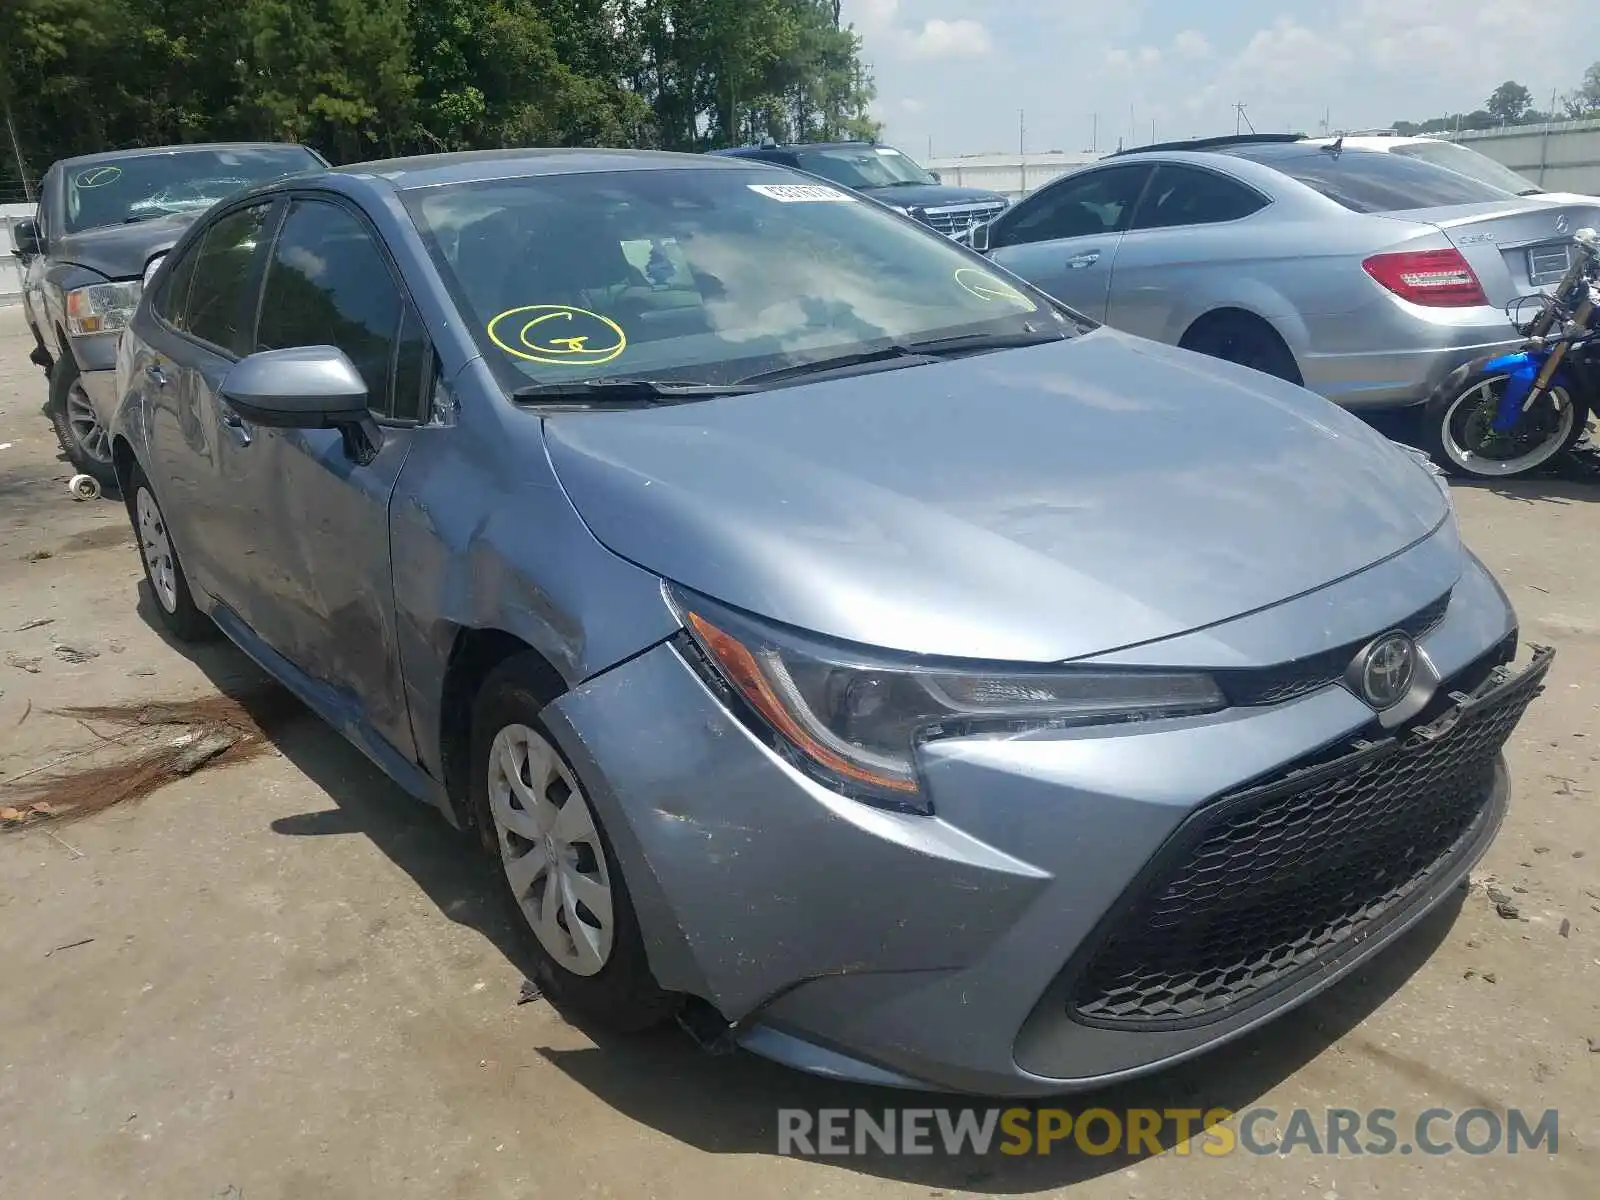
[1485,80,1534,125]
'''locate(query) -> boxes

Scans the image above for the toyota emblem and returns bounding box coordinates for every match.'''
[1357,633,1417,711]
[1557,214,1571,237]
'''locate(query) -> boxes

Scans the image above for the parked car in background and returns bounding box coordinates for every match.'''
[109,146,1546,1096]
[1307,130,1600,205]
[708,139,1009,237]
[12,142,325,487]
[969,133,1600,409]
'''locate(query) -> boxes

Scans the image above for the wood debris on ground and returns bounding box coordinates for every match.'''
[1,686,303,828]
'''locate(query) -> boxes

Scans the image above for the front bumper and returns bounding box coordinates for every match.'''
[542,550,1541,1096]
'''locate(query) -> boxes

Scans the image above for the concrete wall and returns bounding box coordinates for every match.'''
[1,201,34,303]
[1449,118,1600,195]
[923,151,1104,201]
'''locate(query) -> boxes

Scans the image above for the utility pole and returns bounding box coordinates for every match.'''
[1234,103,1255,135]
[1091,112,1098,153]
[1018,109,1027,194]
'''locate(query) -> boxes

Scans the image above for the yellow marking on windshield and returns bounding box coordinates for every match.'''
[76,165,123,188]
[487,305,627,367]
[954,267,1035,308]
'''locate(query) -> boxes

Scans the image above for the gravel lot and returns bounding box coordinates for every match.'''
[1,304,1596,1199]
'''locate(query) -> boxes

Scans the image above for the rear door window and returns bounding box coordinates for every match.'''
[1223,146,1510,213]
[1131,165,1268,230]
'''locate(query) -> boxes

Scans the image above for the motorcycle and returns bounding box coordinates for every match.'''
[1423,226,1600,479]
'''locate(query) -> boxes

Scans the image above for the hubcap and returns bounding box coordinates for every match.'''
[65,380,112,465]
[136,486,179,614]
[1443,377,1576,477]
[487,724,615,976]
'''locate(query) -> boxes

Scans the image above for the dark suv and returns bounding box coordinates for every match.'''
[12,142,325,487]
[708,140,1009,238]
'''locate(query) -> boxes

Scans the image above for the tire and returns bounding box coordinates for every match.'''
[1423,359,1591,479]
[125,462,214,642]
[46,356,118,491]
[470,653,678,1032]
[1180,313,1302,385]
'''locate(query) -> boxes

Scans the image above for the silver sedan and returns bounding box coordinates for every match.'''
[974,135,1600,409]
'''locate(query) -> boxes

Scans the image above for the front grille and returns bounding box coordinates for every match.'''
[1067,644,1552,1029]
[1214,590,1452,708]
[918,202,1008,237]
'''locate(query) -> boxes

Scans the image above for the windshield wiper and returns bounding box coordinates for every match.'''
[1517,187,1546,197]
[904,328,1069,355]
[736,343,938,385]
[737,328,1070,387]
[123,210,180,223]
[511,378,756,404]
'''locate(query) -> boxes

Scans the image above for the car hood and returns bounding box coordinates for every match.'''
[861,183,1008,210]
[544,331,1451,663]
[54,212,200,281]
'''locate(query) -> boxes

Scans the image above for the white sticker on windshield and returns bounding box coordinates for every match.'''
[747,183,858,203]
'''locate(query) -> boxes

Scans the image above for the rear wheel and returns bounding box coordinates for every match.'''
[1180,312,1302,385]
[470,654,678,1031]
[125,462,213,642]
[1425,363,1590,478]
[46,357,118,491]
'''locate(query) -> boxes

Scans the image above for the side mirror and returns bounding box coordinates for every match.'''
[220,346,369,429]
[928,170,942,183]
[968,222,992,253]
[11,218,40,258]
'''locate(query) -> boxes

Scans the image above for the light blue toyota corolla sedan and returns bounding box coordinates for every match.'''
[108,148,1551,1097]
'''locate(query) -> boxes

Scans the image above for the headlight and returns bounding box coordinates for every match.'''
[65,280,141,337]
[672,588,1225,813]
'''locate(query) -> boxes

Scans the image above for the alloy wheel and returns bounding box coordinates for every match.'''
[65,379,112,466]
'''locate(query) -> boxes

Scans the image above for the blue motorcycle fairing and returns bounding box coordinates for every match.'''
[1482,351,1573,434]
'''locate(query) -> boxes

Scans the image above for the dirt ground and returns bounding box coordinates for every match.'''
[0,303,1596,1200]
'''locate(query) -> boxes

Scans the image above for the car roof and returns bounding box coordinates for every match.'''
[711,141,879,156]
[55,142,314,169]
[334,147,760,191]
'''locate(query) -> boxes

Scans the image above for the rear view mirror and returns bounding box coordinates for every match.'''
[929,170,943,183]
[968,222,992,253]
[220,346,369,429]
[11,218,40,258]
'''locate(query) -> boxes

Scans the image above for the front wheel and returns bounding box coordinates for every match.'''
[470,654,678,1031]
[46,357,118,491]
[1424,363,1590,478]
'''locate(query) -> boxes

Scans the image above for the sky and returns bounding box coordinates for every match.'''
[843,0,1600,159]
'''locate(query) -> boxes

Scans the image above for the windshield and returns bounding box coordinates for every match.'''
[62,146,322,232]
[406,167,1070,391]
[1224,145,1514,212]
[1389,140,1543,196]
[793,146,936,190]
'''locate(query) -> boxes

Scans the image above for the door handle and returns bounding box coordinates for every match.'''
[145,362,168,388]
[1066,250,1102,270]
[218,401,252,446]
